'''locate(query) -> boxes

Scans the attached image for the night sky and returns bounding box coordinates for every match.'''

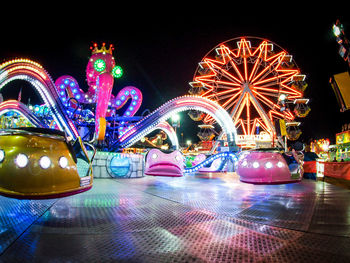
[1,6,349,144]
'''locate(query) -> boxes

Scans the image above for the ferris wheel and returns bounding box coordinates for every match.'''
[188,36,310,145]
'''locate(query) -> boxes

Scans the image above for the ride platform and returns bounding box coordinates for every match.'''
[1,173,350,262]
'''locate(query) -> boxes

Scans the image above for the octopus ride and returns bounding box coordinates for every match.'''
[0,43,240,197]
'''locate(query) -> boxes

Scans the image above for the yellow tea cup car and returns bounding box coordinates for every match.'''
[0,127,94,199]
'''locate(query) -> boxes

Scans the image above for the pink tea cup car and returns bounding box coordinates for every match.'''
[236,150,303,184]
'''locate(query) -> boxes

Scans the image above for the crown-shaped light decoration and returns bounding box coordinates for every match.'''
[90,42,114,55]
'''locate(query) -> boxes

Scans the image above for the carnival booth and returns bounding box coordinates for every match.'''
[315,131,350,181]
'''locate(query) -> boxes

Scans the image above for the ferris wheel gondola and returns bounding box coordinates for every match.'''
[197,124,217,141]
[293,98,311,118]
[286,121,302,141]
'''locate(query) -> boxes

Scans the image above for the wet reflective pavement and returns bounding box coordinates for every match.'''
[1,173,350,262]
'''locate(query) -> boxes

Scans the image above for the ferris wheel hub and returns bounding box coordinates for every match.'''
[242,82,252,91]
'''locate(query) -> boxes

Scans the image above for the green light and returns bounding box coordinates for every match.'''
[94,59,106,72]
[112,65,123,78]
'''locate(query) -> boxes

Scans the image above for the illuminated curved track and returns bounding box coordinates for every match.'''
[184,151,238,173]
[118,95,238,149]
[0,100,46,128]
[0,59,79,139]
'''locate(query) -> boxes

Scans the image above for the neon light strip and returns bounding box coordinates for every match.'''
[248,42,265,81]
[253,70,298,86]
[250,52,285,83]
[184,152,238,173]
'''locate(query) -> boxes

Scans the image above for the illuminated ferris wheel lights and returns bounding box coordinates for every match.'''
[191,37,308,140]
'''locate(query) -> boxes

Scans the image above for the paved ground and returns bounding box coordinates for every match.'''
[324,176,350,190]
[1,173,350,262]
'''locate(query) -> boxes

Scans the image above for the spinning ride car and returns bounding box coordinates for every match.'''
[0,127,94,199]
[236,148,303,184]
[145,149,184,177]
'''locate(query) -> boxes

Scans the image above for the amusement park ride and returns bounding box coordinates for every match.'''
[189,37,310,149]
[0,37,308,199]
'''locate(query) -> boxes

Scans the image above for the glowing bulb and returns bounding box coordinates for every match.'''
[252,162,259,168]
[265,162,273,169]
[0,149,4,163]
[279,94,287,101]
[59,156,68,168]
[152,153,158,159]
[39,156,51,169]
[15,153,29,168]
[277,161,284,168]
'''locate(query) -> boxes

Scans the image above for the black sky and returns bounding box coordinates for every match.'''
[1,5,349,144]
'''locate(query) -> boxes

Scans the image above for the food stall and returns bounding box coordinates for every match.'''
[316,131,350,180]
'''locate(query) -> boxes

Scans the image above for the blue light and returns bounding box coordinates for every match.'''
[124,91,129,95]
[132,101,137,106]
[121,96,125,101]
[60,84,65,89]
[131,89,136,95]
[116,100,121,105]
[70,82,75,87]
[129,106,134,111]
[64,79,69,85]
[76,94,81,99]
